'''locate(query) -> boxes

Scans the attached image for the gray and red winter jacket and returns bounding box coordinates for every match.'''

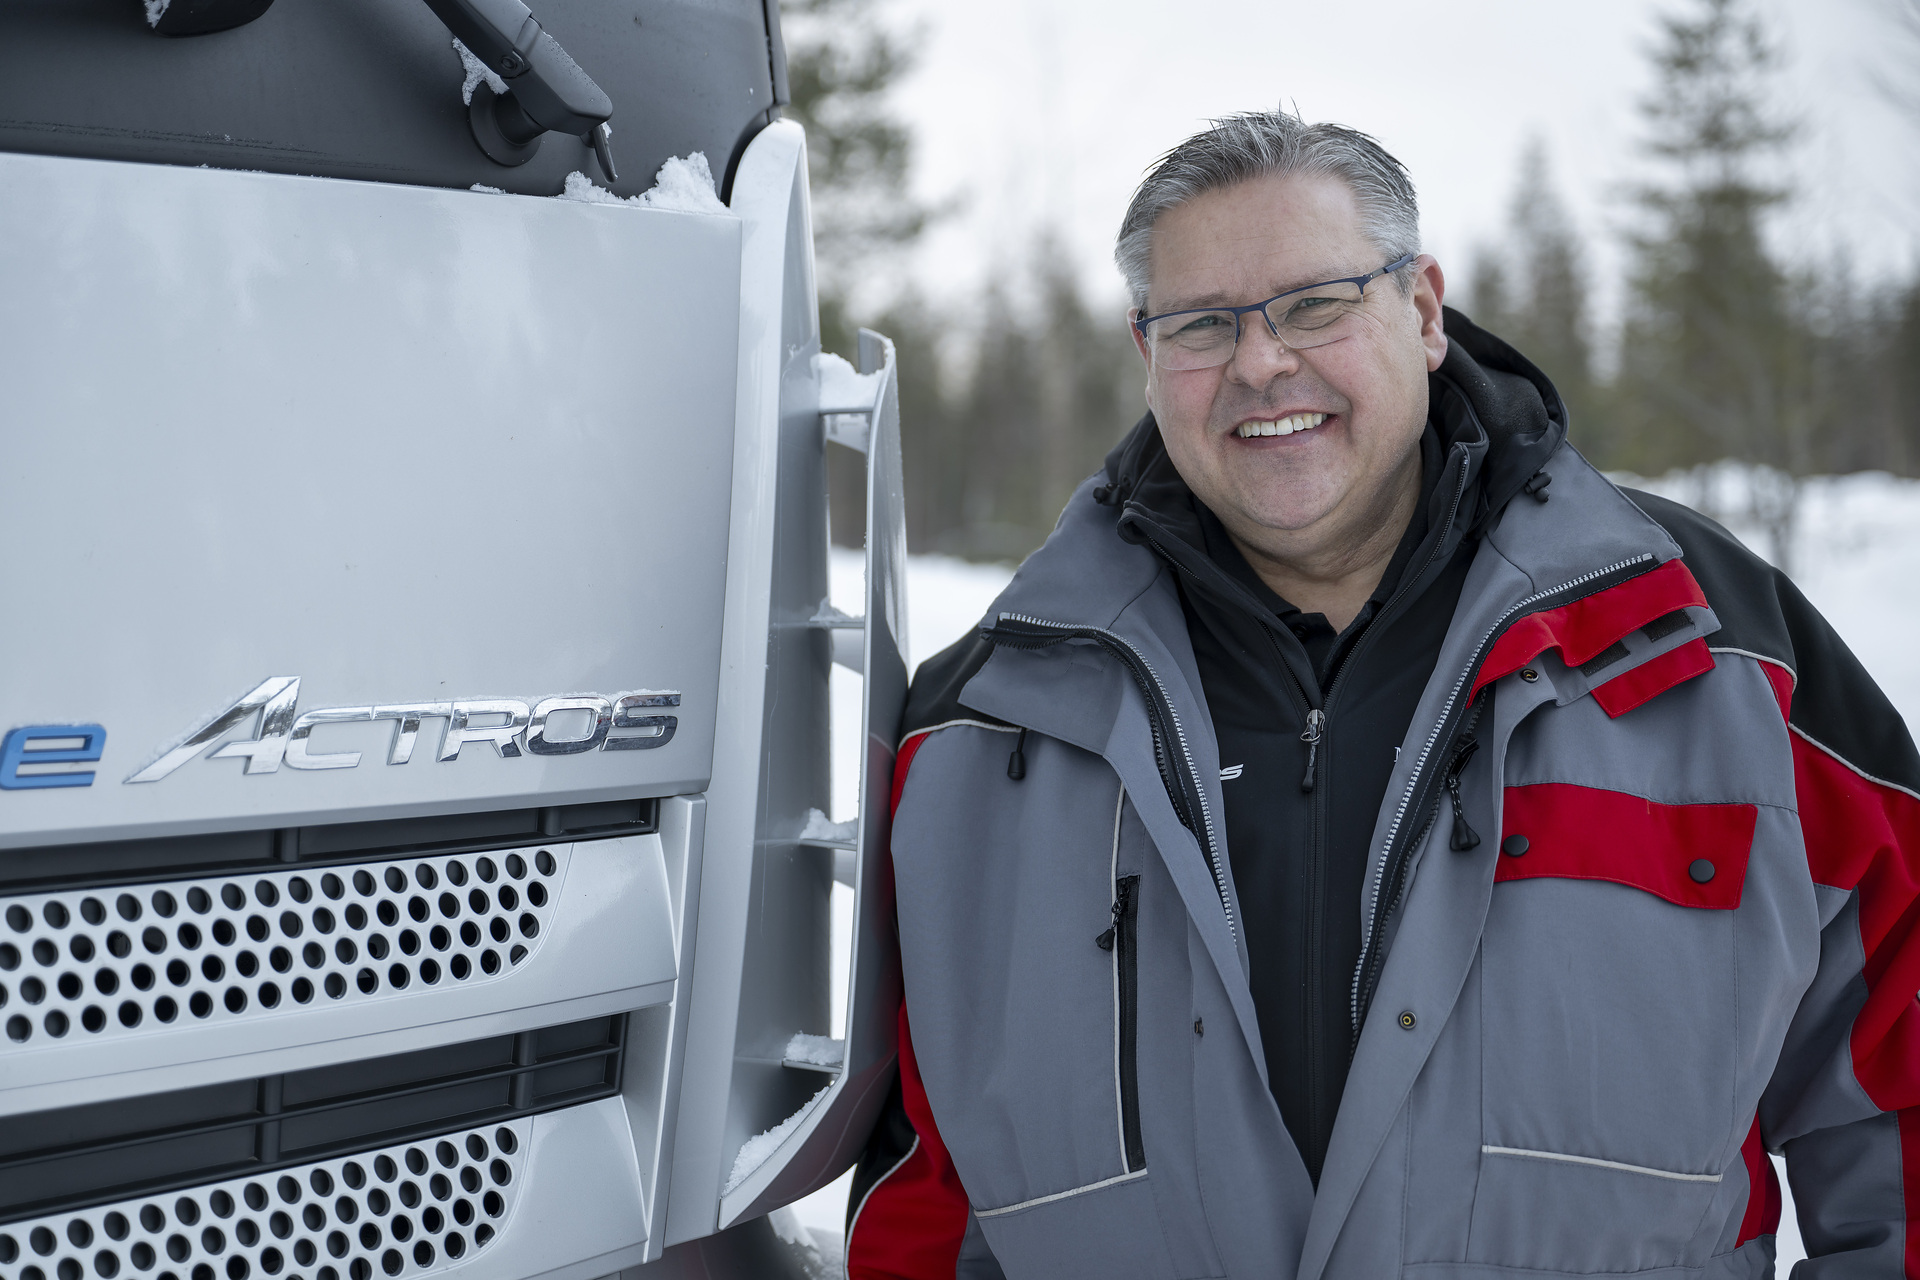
[847,321,1920,1279]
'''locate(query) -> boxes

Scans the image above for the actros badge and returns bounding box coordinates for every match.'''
[127,678,679,783]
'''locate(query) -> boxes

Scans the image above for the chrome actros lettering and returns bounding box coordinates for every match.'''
[126,679,678,783]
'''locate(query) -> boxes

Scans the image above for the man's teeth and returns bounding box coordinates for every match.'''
[1236,413,1328,438]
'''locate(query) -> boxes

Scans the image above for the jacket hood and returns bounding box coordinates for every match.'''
[1096,306,1568,539]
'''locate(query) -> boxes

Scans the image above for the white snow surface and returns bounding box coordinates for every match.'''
[143,0,169,26]
[558,153,729,215]
[814,352,884,412]
[784,1033,846,1068]
[724,1086,830,1195]
[797,808,856,845]
[468,184,506,195]
[452,39,507,106]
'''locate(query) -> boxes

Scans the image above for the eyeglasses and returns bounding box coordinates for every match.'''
[1133,253,1417,371]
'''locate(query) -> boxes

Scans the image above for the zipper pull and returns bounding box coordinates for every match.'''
[1096,878,1132,949]
[1445,733,1481,851]
[1007,727,1028,780]
[1300,709,1325,792]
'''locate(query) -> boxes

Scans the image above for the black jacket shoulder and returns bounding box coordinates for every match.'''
[1624,486,1919,790]
[900,630,1005,743]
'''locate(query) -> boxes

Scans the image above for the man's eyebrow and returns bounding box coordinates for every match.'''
[1151,265,1372,315]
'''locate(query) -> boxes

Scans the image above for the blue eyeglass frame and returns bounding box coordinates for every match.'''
[1132,252,1419,344]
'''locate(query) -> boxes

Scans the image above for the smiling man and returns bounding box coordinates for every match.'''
[846,111,1920,1279]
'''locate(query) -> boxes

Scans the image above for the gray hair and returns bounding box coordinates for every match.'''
[1115,109,1421,310]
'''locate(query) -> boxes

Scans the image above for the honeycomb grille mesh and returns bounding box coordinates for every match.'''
[0,1120,529,1280]
[0,850,565,1048]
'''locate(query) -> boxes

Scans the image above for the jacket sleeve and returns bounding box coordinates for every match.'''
[845,724,1006,1280]
[1754,584,1920,1276]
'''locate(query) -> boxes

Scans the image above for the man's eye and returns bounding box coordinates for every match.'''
[1177,314,1229,333]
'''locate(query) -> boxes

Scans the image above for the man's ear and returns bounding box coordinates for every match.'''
[1128,310,1156,407]
[1411,256,1448,371]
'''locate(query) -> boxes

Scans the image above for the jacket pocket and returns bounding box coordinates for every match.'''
[1104,873,1147,1173]
[1471,785,1754,1273]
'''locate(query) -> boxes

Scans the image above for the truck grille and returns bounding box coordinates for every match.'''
[0,850,567,1050]
[0,1014,624,1227]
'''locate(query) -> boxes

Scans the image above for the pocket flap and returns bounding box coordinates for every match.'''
[1497,783,1755,909]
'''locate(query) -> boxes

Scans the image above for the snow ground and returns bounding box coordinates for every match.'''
[791,469,1920,1260]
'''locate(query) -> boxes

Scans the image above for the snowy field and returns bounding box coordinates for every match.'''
[789,467,1920,1263]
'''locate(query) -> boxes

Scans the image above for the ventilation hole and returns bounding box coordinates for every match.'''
[21,975,45,1004]
[366,936,388,962]
[474,1224,494,1247]
[406,898,428,924]
[200,956,224,982]
[192,1265,214,1280]
[292,1241,315,1267]
[149,890,177,918]
[69,1221,94,1248]
[449,954,471,980]
[235,953,259,979]
[254,880,278,907]
[165,1237,190,1264]
[33,939,57,965]
[167,960,190,986]
[155,995,178,1021]
[534,849,555,876]
[404,1149,427,1177]
[333,1198,356,1225]
[211,920,236,946]
[8,1014,30,1042]
[527,882,548,908]
[343,905,366,931]
[500,885,522,913]
[300,942,324,969]
[107,931,133,958]
[220,886,245,911]
[312,908,334,934]
[272,912,300,940]
[488,919,509,944]
[419,958,440,984]
[397,931,419,957]
[344,1162,368,1191]
[200,1227,224,1254]
[246,917,269,943]
[220,987,244,1013]
[176,923,201,951]
[432,1142,456,1170]
[458,1168,480,1194]
[377,867,402,894]
[132,963,155,990]
[185,889,211,915]
[334,940,357,965]
[224,1257,247,1280]
[374,902,397,928]
[44,901,70,929]
[59,973,84,999]
[59,1257,83,1280]
[353,871,375,897]
[45,1009,69,1037]
[356,1225,379,1251]
[130,1243,154,1270]
[309,1168,334,1198]
[451,1200,472,1226]
[378,1251,401,1279]
[301,1206,324,1232]
[505,854,527,880]
[171,1201,200,1230]
[234,1219,258,1247]
[259,1248,282,1276]
[480,951,500,975]
[325,1231,348,1260]
[118,1000,142,1028]
[7,905,31,932]
[269,947,291,973]
[388,1214,410,1241]
[288,877,312,904]
[475,857,498,884]
[256,983,279,1009]
[426,1174,449,1202]
[323,974,346,999]
[30,1226,58,1256]
[321,874,344,901]
[0,942,16,970]
[386,964,409,990]
[81,898,107,926]
[291,977,313,1004]
[518,914,540,940]
[348,1260,369,1280]
[355,969,377,994]
[95,1251,121,1279]
[458,921,480,947]
[138,1208,165,1234]
[443,1234,464,1259]
[80,1004,106,1032]
[210,1190,234,1218]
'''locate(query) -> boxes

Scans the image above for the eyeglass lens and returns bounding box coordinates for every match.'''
[1145,278,1370,371]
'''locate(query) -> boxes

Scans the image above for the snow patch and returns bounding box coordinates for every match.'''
[558,153,729,215]
[453,39,507,106]
[724,1086,830,1194]
[143,0,170,26]
[468,184,506,195]
[798,809,856,845]
[784,1033,845,1068]
[814,352,883,411]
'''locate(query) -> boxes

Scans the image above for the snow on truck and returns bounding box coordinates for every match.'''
[0,2,904,1276]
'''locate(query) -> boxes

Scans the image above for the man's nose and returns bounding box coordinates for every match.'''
[1226,316,1304,385]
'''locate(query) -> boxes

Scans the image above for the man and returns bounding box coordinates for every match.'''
[844,111,1920,1279]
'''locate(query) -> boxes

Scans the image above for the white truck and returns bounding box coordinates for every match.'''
[0,2,904,1274]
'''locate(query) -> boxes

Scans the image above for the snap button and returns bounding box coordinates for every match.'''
[1398,1010,1417,1030]
[1689,858,1715,884]
[1501,834,1529,857]
[1520,668,1540,683]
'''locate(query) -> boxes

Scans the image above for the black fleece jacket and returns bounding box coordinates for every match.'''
[1099,307,1567,1182]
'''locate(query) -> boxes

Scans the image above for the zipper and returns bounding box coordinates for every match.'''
[1443,702,1485,851]
[986,615,1237,947]
[1111,874,1145,1172]
[1298,709,1325,792]
[1348,552,1659,1034]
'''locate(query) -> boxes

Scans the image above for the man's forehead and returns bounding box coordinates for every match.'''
[1146,173,1372,311]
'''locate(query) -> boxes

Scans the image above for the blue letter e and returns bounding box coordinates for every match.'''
[0,725,107,789]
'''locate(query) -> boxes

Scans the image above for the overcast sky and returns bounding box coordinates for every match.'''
[876,0,1918,327]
